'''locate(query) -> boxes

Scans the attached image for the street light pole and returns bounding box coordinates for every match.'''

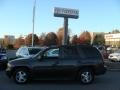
[32,0,36,47]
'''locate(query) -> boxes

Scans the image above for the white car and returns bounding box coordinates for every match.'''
[108,49,120,62]
[16,46,43,58]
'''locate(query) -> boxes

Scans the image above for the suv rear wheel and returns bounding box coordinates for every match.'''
[13,68,30,84]
[79,68,94,84]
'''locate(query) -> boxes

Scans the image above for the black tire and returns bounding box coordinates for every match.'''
[79,68,94,84]
[13,68,30,84]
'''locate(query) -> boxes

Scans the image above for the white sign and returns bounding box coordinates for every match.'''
[54,7,79,19]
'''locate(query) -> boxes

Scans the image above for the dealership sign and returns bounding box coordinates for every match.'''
[53,7,79,45]
[54,7,79,19]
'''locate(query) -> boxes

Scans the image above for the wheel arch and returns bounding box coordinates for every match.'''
[77,66,95,84]
[78,66,95,73]
[11,66,31,76]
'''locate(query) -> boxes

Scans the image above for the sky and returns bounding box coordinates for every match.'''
[0,0,120,38]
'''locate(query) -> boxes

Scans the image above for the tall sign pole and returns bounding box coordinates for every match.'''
[54,7,79,45]
[64,18,68,45]
[32,0,36,47]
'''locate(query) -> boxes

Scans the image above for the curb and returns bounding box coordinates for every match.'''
[107,68,120,71]
[104,60,120,71]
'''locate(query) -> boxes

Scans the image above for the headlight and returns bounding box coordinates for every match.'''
[6,63,13,71]
[7,63,12,67]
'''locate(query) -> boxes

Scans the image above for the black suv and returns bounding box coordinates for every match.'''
[6,45,106,84]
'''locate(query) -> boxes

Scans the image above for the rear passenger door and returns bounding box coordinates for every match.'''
[55,46,79,79]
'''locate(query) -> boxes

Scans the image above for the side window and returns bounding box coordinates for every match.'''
[81,47,101,58]
[77,47,86,58]
[60,46,79,59]
[44,48,59,58]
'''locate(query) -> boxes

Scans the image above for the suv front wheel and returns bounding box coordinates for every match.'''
[79,68,94,84]
[13,68,30,84]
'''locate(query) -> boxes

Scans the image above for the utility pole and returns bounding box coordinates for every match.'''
[32,0,36,47]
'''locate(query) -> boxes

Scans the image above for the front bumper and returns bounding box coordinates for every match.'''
[6,67,13,78]
[5,63,13,78]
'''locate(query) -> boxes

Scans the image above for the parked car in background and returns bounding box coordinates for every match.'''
[108,49,120,62]
[0,48,7,69]
[6,45,106,84]
[16,46,44,58]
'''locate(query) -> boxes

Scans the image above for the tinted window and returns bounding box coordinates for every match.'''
[60,46,79,59]
[76,46,86,58]
[28,48,41,55]
[81,47,101,58]
[52,49,59,54]
[44,48,59,57]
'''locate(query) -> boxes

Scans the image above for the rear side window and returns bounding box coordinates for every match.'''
[60,46,79,59]
[81,47,101,58]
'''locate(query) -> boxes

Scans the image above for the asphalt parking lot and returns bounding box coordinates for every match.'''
[0,70,120,90]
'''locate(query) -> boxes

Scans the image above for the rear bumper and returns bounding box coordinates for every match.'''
[95,65,107,75]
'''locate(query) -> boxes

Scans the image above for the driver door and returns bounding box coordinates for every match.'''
[33,48,59,79]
